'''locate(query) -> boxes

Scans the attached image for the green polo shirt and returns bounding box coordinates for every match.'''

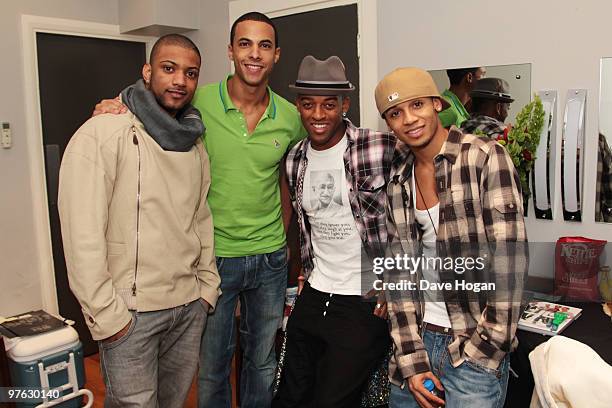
[192,76,306,257]
[439,89,470,128]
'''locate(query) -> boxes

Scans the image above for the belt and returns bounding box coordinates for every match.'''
[423,322,453,335]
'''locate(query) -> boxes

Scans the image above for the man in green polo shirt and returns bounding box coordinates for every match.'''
[193,12,305,408]
[439,66,486,128]
[192,62,303,259]
[92,11,305,408]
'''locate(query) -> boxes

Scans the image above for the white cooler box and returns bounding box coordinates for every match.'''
[5,326,93,407]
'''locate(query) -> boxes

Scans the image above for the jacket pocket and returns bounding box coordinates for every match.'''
[107,241,126,256]
[357,175,386,216]
[492,192,520,215]
[447,187,482,241]
[490,192,521,239]
[106,242,130,283]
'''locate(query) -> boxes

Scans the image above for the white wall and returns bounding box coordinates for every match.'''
[0,0,231,317]
[378,0,612,277]
[189,0,231,84]
[0,1,120,317]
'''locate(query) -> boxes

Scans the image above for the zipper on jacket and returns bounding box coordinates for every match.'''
[132,129,141,297]
[191,144,204,278]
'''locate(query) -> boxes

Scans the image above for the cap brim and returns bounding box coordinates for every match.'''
[381,95,450,118]
[289,84,355,96]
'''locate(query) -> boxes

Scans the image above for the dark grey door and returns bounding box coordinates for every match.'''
[270,4,360,125]
[37,32,146,355]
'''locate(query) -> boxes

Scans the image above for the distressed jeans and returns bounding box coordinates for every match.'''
[390,329,510,408]
[99,299,208,408]
[198,246,287,408]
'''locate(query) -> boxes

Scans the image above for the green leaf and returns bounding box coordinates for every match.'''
[498,94,544,200]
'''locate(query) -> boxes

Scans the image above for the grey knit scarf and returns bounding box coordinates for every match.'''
[121,79,204,152]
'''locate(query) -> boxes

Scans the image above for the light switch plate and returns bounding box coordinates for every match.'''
[2,122,11,148]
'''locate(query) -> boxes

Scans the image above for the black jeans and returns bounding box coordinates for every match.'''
[273,283,390,408]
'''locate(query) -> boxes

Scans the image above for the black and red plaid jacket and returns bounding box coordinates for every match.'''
[285,119,397,279]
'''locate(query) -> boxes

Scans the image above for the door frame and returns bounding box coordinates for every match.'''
[21,15,153,314]
[228,0,379,129]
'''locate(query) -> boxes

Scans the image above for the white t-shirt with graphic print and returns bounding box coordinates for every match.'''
[302,136,363,295]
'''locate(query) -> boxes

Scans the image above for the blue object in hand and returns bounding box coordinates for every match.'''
[423,378,445,401]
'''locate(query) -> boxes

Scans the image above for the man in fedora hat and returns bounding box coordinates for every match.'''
[462,77,515,139]
[375,67,527,408]
[272,55,393,407]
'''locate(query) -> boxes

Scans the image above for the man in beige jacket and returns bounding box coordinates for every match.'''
[58,34,220,408]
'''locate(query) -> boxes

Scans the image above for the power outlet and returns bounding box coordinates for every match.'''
[2,122,11,148]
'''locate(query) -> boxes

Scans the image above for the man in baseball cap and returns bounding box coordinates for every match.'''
[462,77,515,140]
[273,55,393,407]
[376,67,527,408]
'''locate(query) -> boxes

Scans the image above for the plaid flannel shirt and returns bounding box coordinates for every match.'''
[285,119,396,279]
[596,133,612,222]
[385,127,528,385]
[461,115,507,140]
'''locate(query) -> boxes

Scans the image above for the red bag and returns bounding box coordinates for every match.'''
[554,236,607,301]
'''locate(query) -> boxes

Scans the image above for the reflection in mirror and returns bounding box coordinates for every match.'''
[597,58,612,222]
[562,89,586,222]
[430,63,533,213]
[533,91,556,220]
[429,63,532,126]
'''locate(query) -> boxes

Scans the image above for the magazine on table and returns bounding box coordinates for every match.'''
[518,301,582,336]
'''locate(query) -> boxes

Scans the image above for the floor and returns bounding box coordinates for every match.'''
[83,353,236,408]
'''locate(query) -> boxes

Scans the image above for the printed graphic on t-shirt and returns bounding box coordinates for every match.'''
[309,169,343,217]
[302,138,363,295]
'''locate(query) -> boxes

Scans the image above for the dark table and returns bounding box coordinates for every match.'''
[504,301,612,407]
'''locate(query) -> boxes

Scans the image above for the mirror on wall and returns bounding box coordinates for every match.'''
[562,89,586,222]
[597,58,612,223]
[429,63,534,214]
[533,90,557,220]
[429,63,531,126]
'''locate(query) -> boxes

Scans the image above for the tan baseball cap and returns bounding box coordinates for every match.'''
[375,67,449,118]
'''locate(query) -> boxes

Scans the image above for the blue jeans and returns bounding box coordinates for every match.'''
[198,246,287,408]
[99,299,208,408]
[390,329,510,408]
